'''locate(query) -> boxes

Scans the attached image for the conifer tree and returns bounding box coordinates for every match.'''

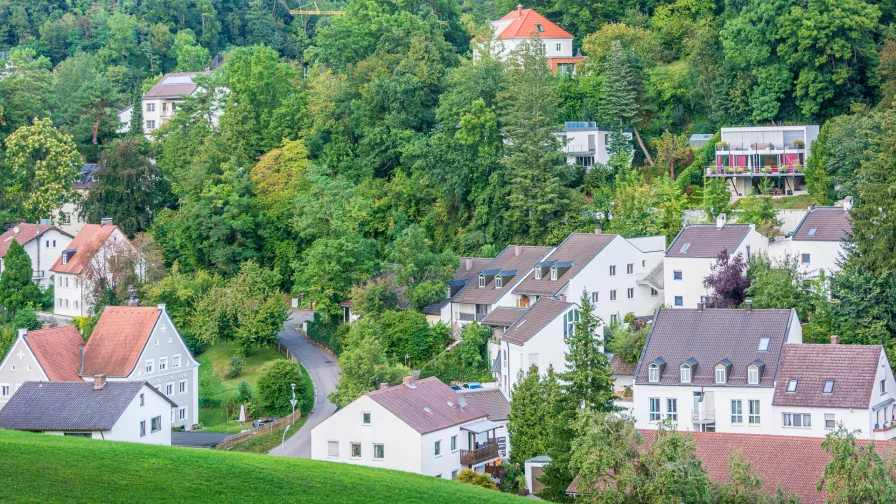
[0,240,41,316]
[560,289,615,412]
[598,40,654,166]
[507,365,550,462]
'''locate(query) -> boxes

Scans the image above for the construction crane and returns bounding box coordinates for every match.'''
[290,2,344,16]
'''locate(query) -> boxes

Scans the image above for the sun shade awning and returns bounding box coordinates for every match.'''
[460,419,503,434]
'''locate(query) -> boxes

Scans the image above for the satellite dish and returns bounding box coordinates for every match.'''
[12,226,19,234]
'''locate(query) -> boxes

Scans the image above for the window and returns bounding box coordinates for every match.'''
[0,385,9,397]
[173,355,181,368]
[591,291,599,303]
[146,360,154,373]
[673,270,683,280]
[478,274,485,288]
[674,296,683,307]
[787,379,798,392]
[64,432,91,438]
[748,367,759,385]
[328,441,339,458]
[550,267,557,281]
[165,383,174,396]
[434,440,442,457]
[536,23,544,32]
[823,380,835,394]
[146,103,155,112]
[609,265,616,276]
[757,338,770,351]
[495,275,503,289]
[565,309,580,336]
[145,120,156,130]
[151,416,161,433]
[179,408,186,420]
[139,421,146,437]
[882,380,888,395]
[666,398,678,421]
[610,314,617,324]
[610,290,617,301]
[715,366,726,384]
[362,412,371,425]
[651,287,658,297]
[627,263,634,275]
[451,435,457,451]
[825,414,836,430]
[783,413,811,428]
[680,365,691,383]
[373,444,385,459]
[179,380,187,395]
[451,470,458,479]
[65,277,69,288]
[351,442,362,458]
[808,228,818,236]
[801,254,811,264]
[159,357,167,371]
[535,266,542,280]
[627,288,634,299]
[731,400,743,424]
[139,393,144,406]
[555,43,562,52]
[74,300,79,310]
[680,243,691,253]
[648,364,659,383]
[649,398,661,421]
[748,400,760,424]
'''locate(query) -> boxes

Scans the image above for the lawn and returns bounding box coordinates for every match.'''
[0,430,525,504]
[235,415,308,454]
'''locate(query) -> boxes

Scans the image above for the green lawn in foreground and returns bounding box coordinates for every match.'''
[0,430,524,504]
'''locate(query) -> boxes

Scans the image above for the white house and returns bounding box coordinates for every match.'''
[0,326,84,410]
[632,307,802,433]
[50,221,136,317]
[664,218,768,309]
[0,223,72,287]
[772,340,896,440]
[456,387,511,459]
[477,6,584,74]
[311,377,504,479]
[119,72,223,140]
[558,122,633,167]
[46,163,100,236]
[421,257,492,325]
[768,205,851,277]
[0,378,175,445]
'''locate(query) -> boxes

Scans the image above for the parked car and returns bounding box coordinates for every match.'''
[463,382,483,390]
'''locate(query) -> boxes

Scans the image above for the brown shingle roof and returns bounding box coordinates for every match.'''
[666,224,753,258]
[502,298,573,345]
[452,245,551,305]
[792,206,851,242]
[457,389,509,421]
[143,72,203,99]
[24,326,84,381]
[512,233,615,296]
[635,308,795,386]
[774,344,884,409]
[455,257,493,283]
[567,430,896,503]
[0,223,70,257]
[481,307,526,327]
[366,377,486,434]
[49,224,119,275]
[81,307,161,377]
[609,354,637,376]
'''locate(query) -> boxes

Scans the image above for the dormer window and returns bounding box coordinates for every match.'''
[550,266,557,281]
[495,275,503,289]
[649,364,659,383]
[535,266,542,280]
[680,364,691,383]
[823,380,835,394]
[478,274,485,288]
[715,365,727,384]
[748,366,759,385]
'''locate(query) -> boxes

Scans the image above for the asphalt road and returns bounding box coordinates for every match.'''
[172,431,230,448]
[271,309,340,458]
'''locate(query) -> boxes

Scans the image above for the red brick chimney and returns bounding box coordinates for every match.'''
[514,244,521,256]
[402,376,416,388]
[831,335,839,345]
[94,374,106,390]
[517,4,523,16]
[465,257,472,271]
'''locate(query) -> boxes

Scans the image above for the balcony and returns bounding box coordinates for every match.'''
[691,408,715,424]
[706,166,804,177]
[715,143,805,153]
[563,144,595,155]
[458,313,486,322]
[31,270,45,279]
[460,441,499,466]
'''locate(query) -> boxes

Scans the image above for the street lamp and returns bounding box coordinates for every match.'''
[280,383,299,455]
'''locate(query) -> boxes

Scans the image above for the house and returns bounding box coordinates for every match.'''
[772,340,896,440]
[0,305,199,429]
[49,221,135,317]
[664,218,768,309]
[0,378,175,445]
[456,387,511,458]
[610,354,636,395]
[0,223,73,287]
[707,125,820,197]
[140,72,205,138]
[450,245,552,325]
[421,257,492,325]
[477,6,584,74]
[567,430,896,504]
[52,163,101,236]
[311,377,504,478]
[768,204,851,276]
[558,122,633,168]
[632,307,802,433]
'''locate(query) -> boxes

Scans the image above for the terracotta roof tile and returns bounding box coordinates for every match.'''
[501,298,573,345]
[455,257,493,283]
[666,224,754,258]
[367,377,487,434]
[49,224,119,275]
[774,344,884,409]
[452,246,551,305]
[513,234,615,296]
[24,326,84,381]
[481,307,526,327]
[792,206,851,242]
[0,223,70,257]
[81,307,161,377]
[496,8,574,39]
[457,389,509,421]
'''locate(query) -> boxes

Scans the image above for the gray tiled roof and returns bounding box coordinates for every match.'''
[0,381,175,431]
[452,246,551,305]
[367,377,486,434]
[773,344,883,409]
[792,206,851,242]
[609,354,637,375]
[457,389,509,421]
[666,224,754,258]
[143,72,202,99]
[636,308,795,387]
[481,307,526,327]
[502,298,573,345]
[513,233,616,296]
[420,257,493,315]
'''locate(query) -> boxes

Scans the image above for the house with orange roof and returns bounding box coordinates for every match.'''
[478,6,584,75]
[0,223,73,287]
[0,326,84,409]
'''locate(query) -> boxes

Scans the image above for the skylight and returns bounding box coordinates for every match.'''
[536,24,544,32]
[808,228,818,236]
[823,380,835,394]
[423,407,433,414]
[758,337,770,351]
[681,243,691,253]
[787,379,798,392]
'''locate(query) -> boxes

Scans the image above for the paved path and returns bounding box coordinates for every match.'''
[172,431,230,448]
[271,309,340,458]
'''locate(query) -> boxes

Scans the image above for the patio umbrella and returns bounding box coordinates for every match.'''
[239,404,247,423]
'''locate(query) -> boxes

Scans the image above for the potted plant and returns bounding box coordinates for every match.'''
[770,165,778,173]
[793,139,805,148]
[792,163,802,173]
[716,141,728,149]
[736,167,745,174]
[761,166,771,174]
[725,167,734,174]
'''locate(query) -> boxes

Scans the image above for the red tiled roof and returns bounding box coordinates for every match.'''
[792,206,851,242]
[502,298,573,345]
[49,224,119,275]
[143,72,203,99]
[457,388,509,421]
[452,245,551,305]
[0,223,70,257]
[567,430,896,503]
[496,8,573,39]
[24,326,84,381]
[81,307,161,377]
[666,224,754,258]
[774,343,884,409]
[366,377,487,434]
[513,233,615,296]
[481,307,526,327]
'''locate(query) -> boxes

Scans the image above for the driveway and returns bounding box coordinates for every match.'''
[271,309,340,458]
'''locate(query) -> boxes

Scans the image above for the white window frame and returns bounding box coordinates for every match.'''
[649,398,661,421]
[758,337,770,351]
[362,412,371,425]
[787,379,798,392]
[0,384,10,397]
[550,267,557,281]
[165,382,174,396]
[626,263,634,275]
[609,265,616,276]
[748,400,760,424]
[179,407,187,421]
[825,414,836,430]
[159,357,167,371]
[555,43,562,52]
[731,400,743,424]
[139,393,144,406]
[882,379,887,395]
[434,440,442,457]
[478,275,485,288]
[823,380,835,394]
[747,366,759,385]
[674,296,683,307]
[666,398,678,421]
[179,379,187,395]
[350,442,362,459]
[673,270,682,280]
[715,366,726,384]
[534,266,542,280]
[680,365,691,384]
[627,288,634,299]
[139,420,146,437]
[648,364,659,383]
[151,415,162,433]
[610,290,617,301]
[373,443,385,460]
[451,435,457,452]
[783,412,811,428]
[651,287,658,297]
[495,275,503,289]
[146,359,154,374]
[591,291,599,303]
[173,355,181,368]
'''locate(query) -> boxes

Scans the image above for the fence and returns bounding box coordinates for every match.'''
[272,340,297,361]
[214,410,302,451]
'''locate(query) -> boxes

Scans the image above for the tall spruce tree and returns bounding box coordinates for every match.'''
[0,240,41,316]
[560,289,615,411]
[128,90,143,139]
[597,40,654,166]
[507,365,551,463]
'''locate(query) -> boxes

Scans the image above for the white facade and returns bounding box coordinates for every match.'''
[558,124,633,167]
[0,335,48,410]
[720,125,820,158]
[52,226,131,317]
[0,227,72,288]
[484,36,574,61]
[142,97,181,138]
[768,239,844,277]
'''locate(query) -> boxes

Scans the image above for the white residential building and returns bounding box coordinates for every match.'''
[632,307,802,433]
[456,388,511,459]
[0,326,84,410]
[119,72,223,140]
[311,377,504,479]
[664,218,768,309]
[0,223,72,287]
[421,257,492,325]
[0,379,175,445]
[768,205,851,277]
[558,123,633,167]
[477,7,584,74]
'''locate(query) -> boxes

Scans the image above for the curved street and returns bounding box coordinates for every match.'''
[271,309,340,458]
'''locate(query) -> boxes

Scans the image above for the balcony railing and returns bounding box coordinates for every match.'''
[563,145,595,155]
[458,313,487,322]
[706,166,803,177]
[716,144,805,152]
[32,270,45,279]
[460,442,499,466]
[691,408,715,423]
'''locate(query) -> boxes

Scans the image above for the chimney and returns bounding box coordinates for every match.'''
[745,299,753,311]
[595,228,602,235]
[716,213,727,229]
[696,303,703,312]
[843,197,854,212]
[157,303,166,312]
[17,328,27,339]
[465,257,472,271]
[514,245,521,256]
[402,376,416,388]
[379,383,389,390]
[41,324,51,330]
[94,374,106,390]
[100,217,113,226]
[831,335,839,345]
[517,4,523,16]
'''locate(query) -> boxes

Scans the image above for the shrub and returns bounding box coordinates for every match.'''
[683,185,693,197]
[237,380,253,404]
[225,355,244,379]
[306,312,346,355]
[455,469,498,490]
[257,360,307,416]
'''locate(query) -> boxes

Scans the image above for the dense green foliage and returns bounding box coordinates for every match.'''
[0,241,41,315]
[419,322,493,383]
[257,360,310,416]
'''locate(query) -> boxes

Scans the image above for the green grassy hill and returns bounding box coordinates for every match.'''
[0,430,525,503]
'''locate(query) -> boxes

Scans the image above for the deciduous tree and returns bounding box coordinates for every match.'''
[703,249,751,308]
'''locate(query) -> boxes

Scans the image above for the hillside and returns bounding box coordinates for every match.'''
[0,430,524,504]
